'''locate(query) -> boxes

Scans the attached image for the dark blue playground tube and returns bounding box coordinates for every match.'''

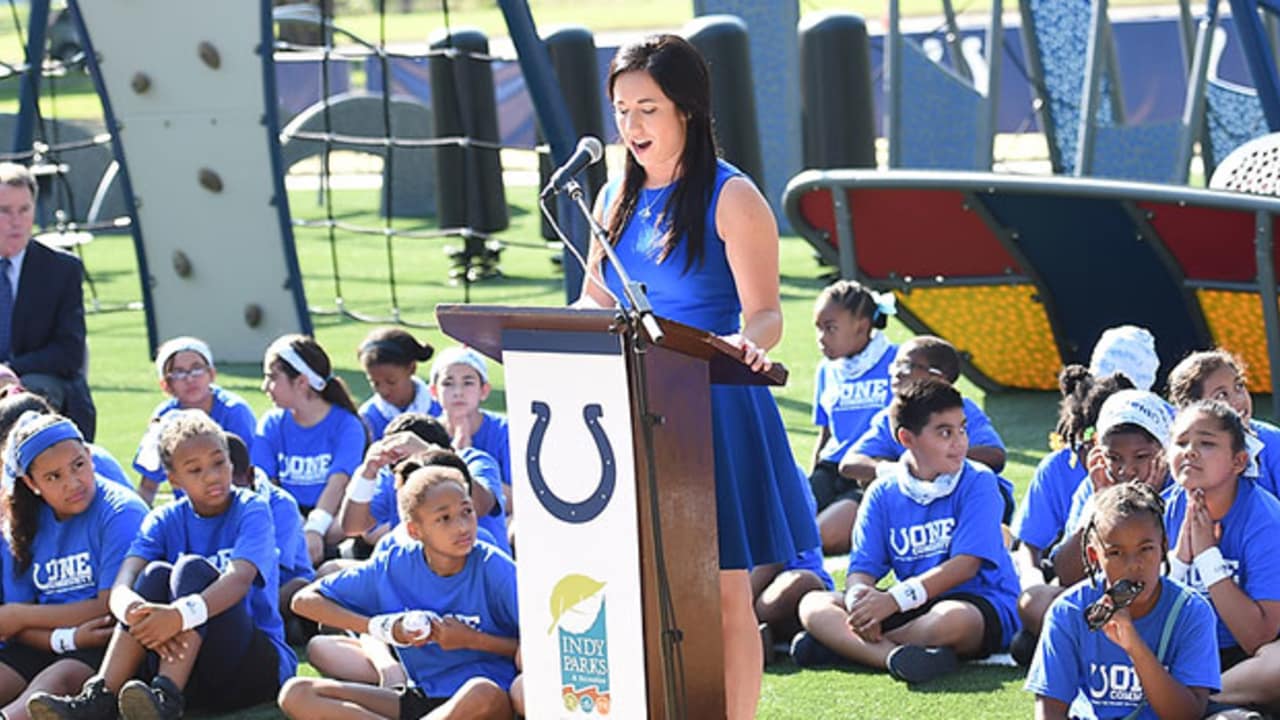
[496,0,588,302]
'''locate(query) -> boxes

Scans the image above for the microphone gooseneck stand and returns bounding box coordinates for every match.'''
[540,173,687,720]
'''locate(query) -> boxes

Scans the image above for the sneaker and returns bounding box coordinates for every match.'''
[789,630,848,668]
[1009,629,1038,668]
[886,645,959,684]
[28,676,118,720]
[117,676,183,720]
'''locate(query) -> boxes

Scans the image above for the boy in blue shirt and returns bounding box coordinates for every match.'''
[839,336,1014,538]
[278,462,517,720]
[792,379,1020,684]
[1026,482,1219,719]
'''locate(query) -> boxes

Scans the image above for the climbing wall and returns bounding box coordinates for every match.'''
[70,0,310,361]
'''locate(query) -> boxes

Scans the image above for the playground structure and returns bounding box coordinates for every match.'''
[6,0,1280,398]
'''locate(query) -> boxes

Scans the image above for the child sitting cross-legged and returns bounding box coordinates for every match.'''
[791,378,1020,684]
[26,410,296,720]
[277,459,518,720]
[1025,482,1219,720]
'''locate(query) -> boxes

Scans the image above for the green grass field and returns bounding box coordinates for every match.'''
[69,180,1061,719]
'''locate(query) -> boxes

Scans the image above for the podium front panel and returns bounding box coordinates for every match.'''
[504,330,649,719]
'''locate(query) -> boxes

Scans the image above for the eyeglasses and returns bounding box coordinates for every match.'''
[889,359,944,377]
[1085,578,1144,630]
[166,366,209,383]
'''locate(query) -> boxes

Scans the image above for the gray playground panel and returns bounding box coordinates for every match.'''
[279,91,437,218]
[693,0,801,231]
[76,0,308,362]
[0,114,126,225]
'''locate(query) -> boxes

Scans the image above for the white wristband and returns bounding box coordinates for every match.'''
[843,583,873,612]
[367,613,413,647]
[346,474,378,504]
[50,627,77,654]
[1193,546,1234,589]
[174,593,209,631]
[1167,552,1191,583]
[304,508,335,536]
[888,577,928,612]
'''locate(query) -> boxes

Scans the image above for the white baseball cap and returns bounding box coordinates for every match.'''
[1096,389,1172,448]
[1090,325,1159,391]
[430,346,488,385]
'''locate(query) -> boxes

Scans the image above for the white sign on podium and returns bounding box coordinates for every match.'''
[504,332,649,720]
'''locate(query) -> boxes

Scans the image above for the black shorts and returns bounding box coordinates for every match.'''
[0,642,105,682]
[809,461,864,511]
[1220,644,1250,672]
[398,686,448,719]
[880,592,1005,659]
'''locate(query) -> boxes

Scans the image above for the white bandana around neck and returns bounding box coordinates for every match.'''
[879,453,962,506]
[372,376,434,423]
[830,331,893,384]
[1244,430,1265,479]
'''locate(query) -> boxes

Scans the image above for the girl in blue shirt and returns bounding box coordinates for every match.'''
[356,327,438,441]
[1026,482,1219,720]
[430,346,511,496]
[1168,349,1280,498]
[132,336,257,506]
[793,380,1020,684]
[279,462,517,720]
[0,413,146,720]
[809,279,897,555]
[253,334,368,567]
[27,410,297,720]
[1012,366,1134,583]
[1163,401,1280,713]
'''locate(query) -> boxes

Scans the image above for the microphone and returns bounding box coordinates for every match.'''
[542,136,604,198]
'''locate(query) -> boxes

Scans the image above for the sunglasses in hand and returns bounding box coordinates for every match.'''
[1085,579,1145,631]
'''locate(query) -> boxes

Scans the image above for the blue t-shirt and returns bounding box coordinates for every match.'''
[127,486,297,686]
[358,377,442,441]
[785,547,835,591]
[812,345,896,464]
[848,460,1021,647]
[1025,576,1220,719]
[133,386,258,483]
[2,479,147,605]
[251,407,366,509]
[1164,478,1280,649]
[368,447,510,556]
[1012,447,1088,551]
[253,474,314,585]
[851,397,1006,461]
[317,539,519,696]
[1250,419,1280,499]
[469,411,510,488]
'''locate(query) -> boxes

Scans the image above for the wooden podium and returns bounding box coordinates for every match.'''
[437,305,786,720]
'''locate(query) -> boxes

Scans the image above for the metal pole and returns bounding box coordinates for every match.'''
[13,0,50,156]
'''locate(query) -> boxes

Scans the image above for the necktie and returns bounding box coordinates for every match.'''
[0,257,13,362]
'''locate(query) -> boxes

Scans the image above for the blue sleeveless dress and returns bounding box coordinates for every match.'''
[601,159,821,570]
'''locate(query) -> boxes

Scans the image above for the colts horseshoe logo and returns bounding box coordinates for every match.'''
[526,401,616,523]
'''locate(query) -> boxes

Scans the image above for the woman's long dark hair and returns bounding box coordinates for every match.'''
[268,334,369,447]
[604,34,719,274]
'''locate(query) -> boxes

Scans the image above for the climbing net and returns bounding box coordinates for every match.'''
[1,0,137,313]
[275,0,560,328]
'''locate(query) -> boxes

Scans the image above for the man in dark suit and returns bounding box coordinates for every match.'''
[0,162,95,440]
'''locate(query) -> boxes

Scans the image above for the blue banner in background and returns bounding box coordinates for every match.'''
[277,14,1256,151]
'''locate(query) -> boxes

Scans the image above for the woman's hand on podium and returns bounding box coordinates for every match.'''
[720,333,772,373]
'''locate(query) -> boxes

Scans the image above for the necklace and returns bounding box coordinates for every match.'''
[638,186,668,219]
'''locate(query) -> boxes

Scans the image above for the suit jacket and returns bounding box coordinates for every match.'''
[11,238,86,378]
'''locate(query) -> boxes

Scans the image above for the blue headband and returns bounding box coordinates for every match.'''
[5,413,83,483]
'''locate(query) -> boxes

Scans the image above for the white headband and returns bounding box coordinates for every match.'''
[155,336,214,378]
[273,342,329,391]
